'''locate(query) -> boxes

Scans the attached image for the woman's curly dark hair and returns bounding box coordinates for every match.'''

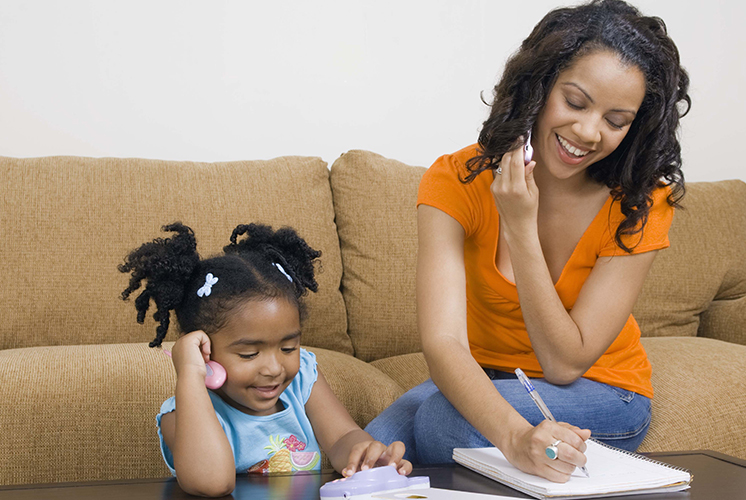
[465,0,690,252]
[118,222,321,348]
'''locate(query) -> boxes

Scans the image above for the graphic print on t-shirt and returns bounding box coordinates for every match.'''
[247,434,320,474]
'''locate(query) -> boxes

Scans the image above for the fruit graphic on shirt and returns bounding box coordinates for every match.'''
[264,435,292,472]
[247,459,269,475]
[290,451,320,471]
[284,434,306,452]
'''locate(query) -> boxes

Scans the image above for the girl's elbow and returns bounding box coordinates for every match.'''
[178,475,235,498]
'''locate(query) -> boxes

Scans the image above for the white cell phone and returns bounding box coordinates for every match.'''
[524,131,534,165]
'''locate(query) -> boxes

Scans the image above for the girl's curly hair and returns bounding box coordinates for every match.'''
[119,222,321,347]
[465,0,690,252]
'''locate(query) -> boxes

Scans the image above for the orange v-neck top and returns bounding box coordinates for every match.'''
[417,144,675,398]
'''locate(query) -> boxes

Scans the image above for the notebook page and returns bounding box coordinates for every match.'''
[454,440,690,497]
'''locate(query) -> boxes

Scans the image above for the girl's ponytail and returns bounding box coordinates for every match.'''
[119,222,200,347]
[224,223,321,298]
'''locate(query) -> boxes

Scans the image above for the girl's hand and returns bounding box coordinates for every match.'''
[491,142,539,240]
[341,440,412,477]
[170,330,212,378]
[503,420,590,483]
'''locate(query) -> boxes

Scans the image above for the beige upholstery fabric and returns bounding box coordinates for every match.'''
[371,352,431,393]
[639,337,746,459]
[0,343,176,485]
[311,347,405,429]
[330,151,426,361]
[633,180,746,340]
[0,156,351,355]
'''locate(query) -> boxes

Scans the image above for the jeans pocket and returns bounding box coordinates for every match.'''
[604,384,635,403]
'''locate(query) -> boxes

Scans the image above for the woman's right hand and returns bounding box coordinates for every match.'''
[170,330,212,378]
[503,420,591,483]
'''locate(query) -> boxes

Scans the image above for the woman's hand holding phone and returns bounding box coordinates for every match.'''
[491,132,539,239]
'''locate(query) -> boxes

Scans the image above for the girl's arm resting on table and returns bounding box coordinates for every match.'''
[305,369,412,476]
[417,205,589,483]
[160,332,236,498]
[160,373,236,497]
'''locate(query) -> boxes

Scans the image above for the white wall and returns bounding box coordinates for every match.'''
[0,0,742,182]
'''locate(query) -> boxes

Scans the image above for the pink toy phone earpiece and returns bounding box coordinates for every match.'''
[162,349,227,390]
[524,130,534,165]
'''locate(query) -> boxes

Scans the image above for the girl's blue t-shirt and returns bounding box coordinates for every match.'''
[156,348,321,475]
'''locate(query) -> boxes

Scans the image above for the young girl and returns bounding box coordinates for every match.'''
[367,0,689,484]
[120,222,411,497]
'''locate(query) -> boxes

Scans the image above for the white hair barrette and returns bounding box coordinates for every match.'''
[197,273,219,297]
[272,262,293,283]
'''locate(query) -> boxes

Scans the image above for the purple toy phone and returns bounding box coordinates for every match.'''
[162,349,227,390]
[524,130,534,165]
[320,466,429,499]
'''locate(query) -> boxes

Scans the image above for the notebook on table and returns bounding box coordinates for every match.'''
[453,439,691,499]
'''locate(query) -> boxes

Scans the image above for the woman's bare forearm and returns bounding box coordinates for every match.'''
[423,336,532,451]
[505,231,590,382]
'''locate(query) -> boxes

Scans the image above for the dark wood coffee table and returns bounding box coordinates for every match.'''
[1,450,743,499]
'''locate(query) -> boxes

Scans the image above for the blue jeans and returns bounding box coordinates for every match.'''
[365,370,651,464]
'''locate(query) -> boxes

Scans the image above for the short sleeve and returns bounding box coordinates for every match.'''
[599,186,675,256]
[155,395,232,476]
[155,397,177,476]
[296,348,318,404]
[417,147,484,238]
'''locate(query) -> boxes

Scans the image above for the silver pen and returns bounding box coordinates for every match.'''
[514,368,590,478]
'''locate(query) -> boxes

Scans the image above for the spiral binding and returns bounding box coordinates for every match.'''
[589,438,693,476]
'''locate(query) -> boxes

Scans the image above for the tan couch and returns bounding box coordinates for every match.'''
[1,151,744,486]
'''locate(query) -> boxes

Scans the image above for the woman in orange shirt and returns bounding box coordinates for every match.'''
[366,0,690,483]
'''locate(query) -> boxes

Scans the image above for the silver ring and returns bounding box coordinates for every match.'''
[545,439,562,460]
[495,166,502,175]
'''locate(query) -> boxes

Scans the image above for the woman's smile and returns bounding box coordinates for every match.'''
[556,134,592,161]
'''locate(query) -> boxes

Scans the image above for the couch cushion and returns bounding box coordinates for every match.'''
[639,336,746,459]
[370,352,431,393]
[330,151,426,362]
[633,180,746,341]
[0,156,351,354]
[0,343,176,485]
[0,343,402,485]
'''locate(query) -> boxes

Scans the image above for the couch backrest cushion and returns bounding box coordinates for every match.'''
[0,156,352,354]
[330,151,425,362]
[632,180,746,341]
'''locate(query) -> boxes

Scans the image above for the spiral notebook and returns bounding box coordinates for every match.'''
[453,439,691,499]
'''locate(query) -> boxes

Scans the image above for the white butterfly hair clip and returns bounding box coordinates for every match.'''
[272,263,293,283]
[197,273,219,297]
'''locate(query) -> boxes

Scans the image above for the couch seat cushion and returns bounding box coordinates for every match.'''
[370,352,430,393]
[639,336,746,459]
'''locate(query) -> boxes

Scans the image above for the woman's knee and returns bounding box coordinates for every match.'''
[413,392,490,463]
[365,379,438,445]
